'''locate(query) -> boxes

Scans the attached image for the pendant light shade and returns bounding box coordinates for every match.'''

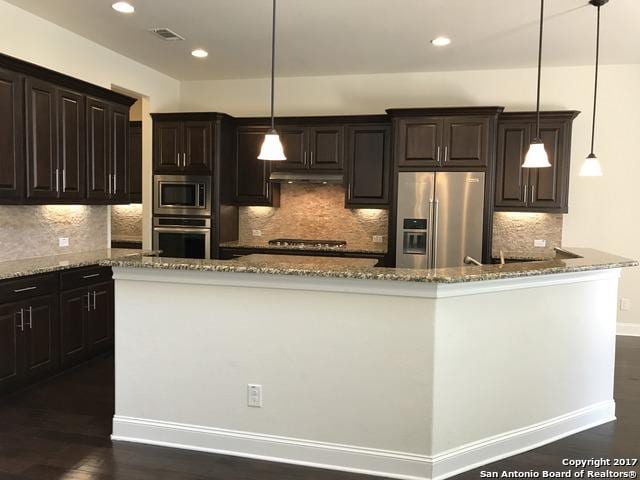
[258,130,286,161]
[259,0,286,161]
[523,140,551,168]
[579,0,608,177]
[523,0,551,169]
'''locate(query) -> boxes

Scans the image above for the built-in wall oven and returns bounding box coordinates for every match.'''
[154,175,211,216]
[153,217,211,259]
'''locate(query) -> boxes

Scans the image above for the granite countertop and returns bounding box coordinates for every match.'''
[232,254,380,268]
[219,240,388,255]
[0,249,154,281]
[102,247,637,284]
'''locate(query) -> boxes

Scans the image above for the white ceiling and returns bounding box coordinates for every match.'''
[5,0,640,81]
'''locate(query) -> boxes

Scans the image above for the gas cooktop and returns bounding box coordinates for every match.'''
[268,238,347,248]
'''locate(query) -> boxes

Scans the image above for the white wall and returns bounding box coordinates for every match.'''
[181,65,640,327]
[0,0,181,250]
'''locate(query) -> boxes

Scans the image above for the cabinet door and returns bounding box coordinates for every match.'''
[0,301,21,394]
[442,117,489,168]
[87,281,114,354]
[234,129,274,206]
[396,118,443,168]
[183,121,212,173]
[59,287,89,368]
[111,103,130,202]
[0,67,24,201]
[25,78,58,200]
[22,294,59,381]
[495,122,530,209]
[129,122,143,203]
[86,97,111,201]
[57,88,85,201]
[528,121,567,211]
[153,121,182,172]
[309,126,344,170]
[346,125,391,207]
[270,127,307,171]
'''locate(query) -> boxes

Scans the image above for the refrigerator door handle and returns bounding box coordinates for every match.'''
[428,199,435,268]
[432,199,440,269]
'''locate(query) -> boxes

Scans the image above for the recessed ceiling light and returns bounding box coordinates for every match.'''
[431,36,451,47]
[191,49,209,58]
[112,2,135,13]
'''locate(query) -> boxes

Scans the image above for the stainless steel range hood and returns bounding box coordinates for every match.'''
[269,172,344,184]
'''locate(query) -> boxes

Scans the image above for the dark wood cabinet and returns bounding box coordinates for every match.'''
[153,120,212,174]
[57,88,85,201]
[59,286,89,368]
[0,293,59,393]
[25,78,58,200]
[396,117,442,168]
[0,53,135,206]
[345,124,391,208]
[271,125,344,172]
[87,281,114,354]
[129,121,142,203]
[0,67,24,201]
[234,128,278,206]
[86,97,110,201]
[495,112,578,213]
[442,117,490,168]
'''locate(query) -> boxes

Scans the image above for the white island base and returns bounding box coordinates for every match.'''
[110,267,620,480]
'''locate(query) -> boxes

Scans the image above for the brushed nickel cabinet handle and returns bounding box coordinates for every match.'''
[82,273,100,279]
[437,146,441,164]
[310,151,314,165]
[303,151,307,165]
[93,291,97,311]
[113,173,117,194]
[62,169,66,192]
[183,153,186,167]
[444,146,449,163]
[26,306,33,330]
[16,309,24,332]
[523,184,528,204]
[55,168,60,193]
[14,286,37,293]
[531,184,535,203]
[84,292,91,312]
[177,154,180,167]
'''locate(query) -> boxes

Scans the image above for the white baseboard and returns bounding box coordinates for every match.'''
[617,323,640,337]
[111,401,615,480]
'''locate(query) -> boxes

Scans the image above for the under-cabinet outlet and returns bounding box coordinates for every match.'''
[252,230,262,237]
[247,384,262,407]
[620,298,631,311]
[372,235,384,243]
[533,239,546,248]
[59,237,69,248]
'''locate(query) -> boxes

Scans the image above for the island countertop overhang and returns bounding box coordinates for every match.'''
[100,248,637,284]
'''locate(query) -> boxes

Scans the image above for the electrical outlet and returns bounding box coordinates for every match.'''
[252,230,262,237]
[620,298,631,311]
[247,384,262,407]
[372,235,384,244]
[534,239,546,248]
[58,237,69,248]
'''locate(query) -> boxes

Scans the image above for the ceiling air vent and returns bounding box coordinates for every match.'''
[150,28,185,41]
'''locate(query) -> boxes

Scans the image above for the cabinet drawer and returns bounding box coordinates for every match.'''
[60,266,112,291]
[0,273,59,304]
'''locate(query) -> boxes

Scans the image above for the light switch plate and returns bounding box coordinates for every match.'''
[620,298,631,311]
[372,235,384,243]
[534,239,547,248]
[58,237,69,247]
[247,384,262,407]
[252,230,262,237]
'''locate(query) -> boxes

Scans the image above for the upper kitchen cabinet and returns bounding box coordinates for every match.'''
[345,124,391,208]
[388,107,503,170]
[152,115,213,174]
[0,53,136,205]
[129,121,142,203]
[0,67,24,202]
[234,127,279,206]
[268,124,344,172]
[495,111,579,213]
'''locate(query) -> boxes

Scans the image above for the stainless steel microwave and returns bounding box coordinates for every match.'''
[154,175,211,216]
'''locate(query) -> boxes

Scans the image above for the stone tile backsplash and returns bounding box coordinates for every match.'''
[0,205,108,262]
[492,212,563,259]
[238,184,388,250]
[111,204,143,242]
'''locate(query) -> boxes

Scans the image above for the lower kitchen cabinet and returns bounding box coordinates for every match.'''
[0,293,59,394]
[60,280,113,368]
[0,265,114,395]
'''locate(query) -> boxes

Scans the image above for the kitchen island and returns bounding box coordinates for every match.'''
[103,249,636,480]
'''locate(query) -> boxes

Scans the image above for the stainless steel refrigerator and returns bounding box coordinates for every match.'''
[395,171,485,269]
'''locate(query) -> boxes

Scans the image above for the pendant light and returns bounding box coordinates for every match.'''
[522,0,551,169]
[258,0,286,161]
[579,0,607,177]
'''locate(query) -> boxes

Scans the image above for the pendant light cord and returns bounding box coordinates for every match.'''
[269,0,276,131]
[535,0,544,140]
[590,5,601,155]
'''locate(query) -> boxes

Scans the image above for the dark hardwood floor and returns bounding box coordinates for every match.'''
[0,337,638,480]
